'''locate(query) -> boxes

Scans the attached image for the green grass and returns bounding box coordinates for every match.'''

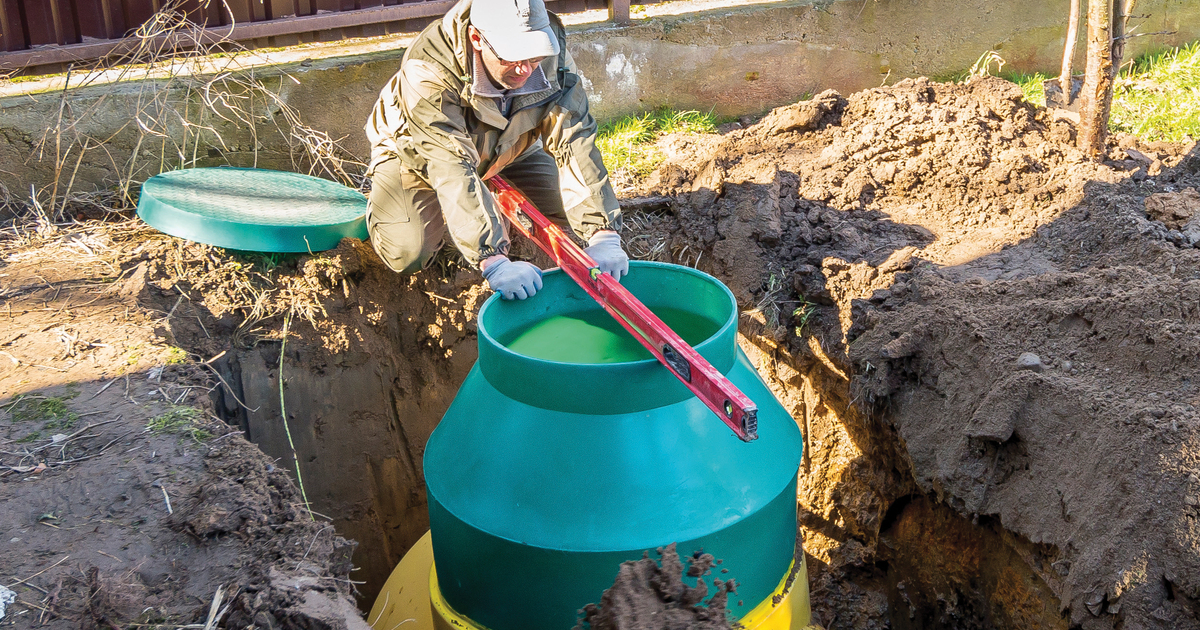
[2,72,50,84]
[4,392,80,428]
[148,406,212,443]
[1111,41,1200,142]
[793,300,817,336]
[596,107,722,178]
[931,67,973,84]
[165,346,190,365]
[997,41,1200,142]
[1005,71,1052,107]
[231,251,299,272]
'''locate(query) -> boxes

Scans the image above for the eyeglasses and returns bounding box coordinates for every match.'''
[479,34,546,68]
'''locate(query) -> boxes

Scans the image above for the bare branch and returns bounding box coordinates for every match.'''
[1060,0,1082,105]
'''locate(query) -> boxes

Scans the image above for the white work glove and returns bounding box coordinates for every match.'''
[584,230,629,282]
[481,255,543,300]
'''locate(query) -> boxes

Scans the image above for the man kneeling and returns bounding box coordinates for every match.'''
[363,0,628,300]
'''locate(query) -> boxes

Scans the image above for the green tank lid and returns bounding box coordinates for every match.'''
[424,262,804,630]
[136,167,368,252]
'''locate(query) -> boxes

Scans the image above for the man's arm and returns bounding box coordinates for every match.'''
[399,60,511,265]
[538,48,623,240]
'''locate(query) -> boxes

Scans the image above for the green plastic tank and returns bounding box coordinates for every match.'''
[423,261,804,630]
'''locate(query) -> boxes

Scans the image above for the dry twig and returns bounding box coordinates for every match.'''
[10,1,364,231]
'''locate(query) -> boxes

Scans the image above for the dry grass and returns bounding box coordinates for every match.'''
[0,214,329,348]
[145,236,334,346]
[621,211,670,262]
[0,1,365,343]
[3,0,365,237]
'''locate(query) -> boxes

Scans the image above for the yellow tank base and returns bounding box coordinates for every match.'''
[368,531,821,630]
[367,531,438,630]
[737,553,817,630]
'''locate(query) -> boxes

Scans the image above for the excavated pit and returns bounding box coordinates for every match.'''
[187,242,1083,628]
[195,244,489,607]
[139,76,1200,629]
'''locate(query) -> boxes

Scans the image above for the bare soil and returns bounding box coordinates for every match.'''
[625,76,1200,629]
[3,74,1199,630]
[0,228,366,629]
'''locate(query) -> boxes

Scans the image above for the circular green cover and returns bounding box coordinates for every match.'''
[137,167,368,252]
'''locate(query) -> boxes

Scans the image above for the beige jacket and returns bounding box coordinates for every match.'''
[364,0,621,264]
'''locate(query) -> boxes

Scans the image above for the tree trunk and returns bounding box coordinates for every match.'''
[1060,0,1082,104]
[1078,0,1114,160]
[1112,0,1137,69]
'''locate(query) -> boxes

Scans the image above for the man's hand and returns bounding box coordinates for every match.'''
[584,230,629,281]
[481,255,544,300]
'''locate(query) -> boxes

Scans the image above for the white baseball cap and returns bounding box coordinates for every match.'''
[470,0,560,62]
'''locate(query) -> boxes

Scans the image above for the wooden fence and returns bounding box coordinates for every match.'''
[0,0,635,74]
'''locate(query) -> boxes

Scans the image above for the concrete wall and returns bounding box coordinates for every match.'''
[1,0,1198,196]
[573,0,1200,119]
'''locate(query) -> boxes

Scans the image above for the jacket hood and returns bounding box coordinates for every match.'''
[441,0,474,79]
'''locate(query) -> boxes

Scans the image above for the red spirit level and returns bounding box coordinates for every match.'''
[488,175,758,441]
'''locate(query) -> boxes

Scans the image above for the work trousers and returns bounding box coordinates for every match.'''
[366,146,569,273]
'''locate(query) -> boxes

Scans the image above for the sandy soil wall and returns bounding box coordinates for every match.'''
[197,242,490,606]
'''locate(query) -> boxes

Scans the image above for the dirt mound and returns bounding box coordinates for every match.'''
[622,76,1200,628]
[639,78,1108,308]
[848,181,1200,629]
[0,378,364,629]
[574,544,735,630]
[0,226,366,629]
